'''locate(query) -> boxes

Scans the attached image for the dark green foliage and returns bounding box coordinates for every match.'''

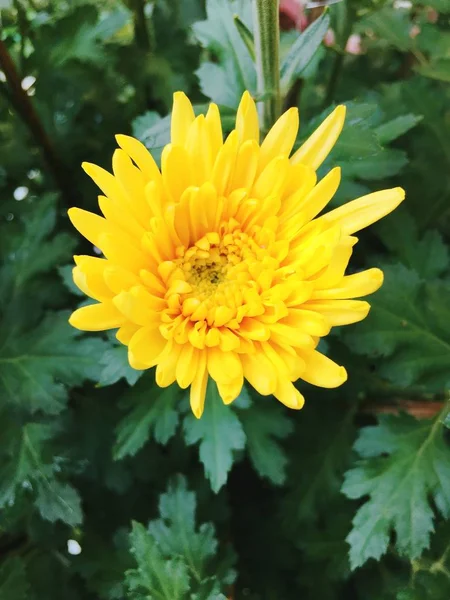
[1,0,450,598]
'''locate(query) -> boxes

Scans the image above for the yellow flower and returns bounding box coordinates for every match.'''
[68,92,404,417]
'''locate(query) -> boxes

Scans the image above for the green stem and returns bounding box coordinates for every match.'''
[252,0,281,133]
[324,7,355,107]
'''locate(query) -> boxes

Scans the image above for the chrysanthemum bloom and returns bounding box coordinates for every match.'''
[68,92,404,417]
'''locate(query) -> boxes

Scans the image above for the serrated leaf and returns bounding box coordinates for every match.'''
[0,558,29,600]
[128,522,190,600]
[342,412,450,569]
[114,377,180,459]
[98,344,142,387]
[375,114,423,144]
[183,381,246,492]
[239,401,293,485]
[344,264,450,390]
[192,0,256,107]
[0,311,108,414]
[280,12,330,93]
[148,475,217,578]
[0,422,82,526]
[127,477,235,599]
[376,212,449,279]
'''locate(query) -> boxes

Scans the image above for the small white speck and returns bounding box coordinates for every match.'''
[14,186,29,201]
[67,539,82,555]
[394,0,412,8]
[21,75,36,91]
[93,246,102,255]
[0,71,6,83]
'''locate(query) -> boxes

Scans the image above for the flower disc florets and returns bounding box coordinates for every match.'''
[68,91,404,417]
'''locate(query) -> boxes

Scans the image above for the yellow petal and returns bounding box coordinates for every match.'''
[161,144,192,202]
[282,309,331,337]
[68,207,113,249]
[301,350,347,388]
[212,130,239,196]
[175,345,199,389]
[104,265,140,294]
[299,166,341,223]
[305,299,370,326]
[205,102,223,161]
[252,155,290,199]
[112,149,151,224]
[186,114,213,183]
[322,187,405,235]
[217,375,244,405]
[236,91,259,143]
[207,347,242,384]
[259,107,299,169]
[242,352,277,395]
[114,286,164,326]
[291,105,346,170]
[116,323,140,344]
[273,379,305,409]
[98,195,145,240]
[312,236,357,289]
[190,351,208,418]
[82,162,129,212]
[312,268,383,300]
[128,326,167,367]
[69,302,125,331]
[115,134,161,184]
[72,256,111,301]
[155,342,182,387]
[171,91,195,146]
[228,140,259,191]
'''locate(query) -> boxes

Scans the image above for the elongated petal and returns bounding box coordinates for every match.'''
[312,268,383,300]
[322,187,405,235]
[301,351,347,388]
[171,91,195,146]
[291,105,346,170]
[69,302,125,331]
[259,107,299,169]
[235,91,259,143]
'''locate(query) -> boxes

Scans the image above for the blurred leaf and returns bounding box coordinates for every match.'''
[239,401,293,485]
[0,311,108,415]
[416,58,450,83]
[0,558,29,600]
[342,149,408,180]
[363,7,412,52]
[342,412,450,569]
[280,12,330,93]
[98,344,142,387]
[344,264,450,390]
[183,381,246,492]
[376,212,449,279]
[375,114,423,144]
[0,422,82,526]
[114,377,180,460]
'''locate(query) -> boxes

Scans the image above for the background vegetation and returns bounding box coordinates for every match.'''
[0,0,450,598]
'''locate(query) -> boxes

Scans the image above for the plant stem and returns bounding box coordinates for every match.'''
[323,6,355,107]
[0,40,76,207]
[252,0,281,133]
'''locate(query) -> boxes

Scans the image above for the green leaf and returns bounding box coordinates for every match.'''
[0,311,108,414]
[376,212,449,279]
[114,376,180,460]
[0,422,82,526]
[192,0,256,107]
[363,7,413,52]
[416,58,450,83]
[148,475,217,578]
[34,480,82,527]
[282,402,356,526]
[342,412,450,569]
[98,344,142,387]
[344,264,450,390]
[341,149,408,180]
[0,558,29,600]
[280,11,330,93]
[233,14,255,61]
[127,521,190,600]
[375,114,423,144]
[239,400,293,485]
[127,477,235,599]
[183,381,246,492]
